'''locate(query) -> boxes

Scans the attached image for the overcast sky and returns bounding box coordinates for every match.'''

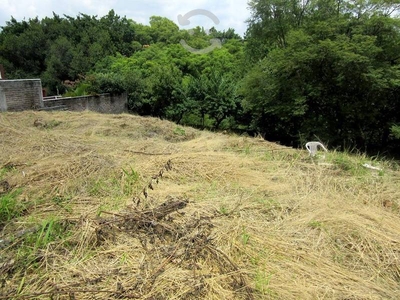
[0,0,251,36]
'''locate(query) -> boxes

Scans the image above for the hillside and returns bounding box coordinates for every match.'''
[1,111,400,299]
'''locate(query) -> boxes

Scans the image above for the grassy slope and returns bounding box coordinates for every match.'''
[0,111,400,299]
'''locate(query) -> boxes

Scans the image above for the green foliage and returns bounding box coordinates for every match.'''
[0,10,134,92]
[173,127,186,136]
[86,36,244,131]
[52,194,72,213]
[2,3,399,154]
[184,70,240,129]
[64,83,90,97]
[242,0,400,152]
[148,16,181,44]
[254,271,274,295]
[392,125,400,139]
[245,0,305,61]
[326,150,385,177]
[308,220,324,229]
[122,166,139,182]
[122,166,139,196]
[0,188,24,224]
[33,218,65,249]
[0,17,46,78]
[0,166,11,179]
[0,10,245,132]
[241,227,251,245]
[219,205,229,215]
[86,73,126,95]
[15,218,72,270]
[43,36,74,86]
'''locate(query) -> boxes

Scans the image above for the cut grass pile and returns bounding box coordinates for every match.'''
[0,110,399,299]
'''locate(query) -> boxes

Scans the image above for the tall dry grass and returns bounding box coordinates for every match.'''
[0,111,399,299]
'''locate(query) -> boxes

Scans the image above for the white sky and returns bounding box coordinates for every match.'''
[0,0,251,36]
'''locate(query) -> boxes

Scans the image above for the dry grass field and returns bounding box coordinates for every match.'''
[1,111,400,299]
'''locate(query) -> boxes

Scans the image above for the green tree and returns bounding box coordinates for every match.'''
[245,0,308,61]
[187,71,239,129]
[148,16,181,44]
[42,36,74,93]
[242,0,400,151]
[100,10,135,56]
[0,17,46,78]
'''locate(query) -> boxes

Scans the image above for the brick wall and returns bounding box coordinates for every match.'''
[0,79,43,112]
[0,79,127,114]
[43,93,127,114]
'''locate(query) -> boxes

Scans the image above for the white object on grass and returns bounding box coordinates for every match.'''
[305,141,328,157]
[362,163,382,171]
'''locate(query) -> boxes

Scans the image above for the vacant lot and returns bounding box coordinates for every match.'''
[1,111,399,299]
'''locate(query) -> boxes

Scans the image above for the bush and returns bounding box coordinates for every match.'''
[391,125,400,139]
[86,73,126,95]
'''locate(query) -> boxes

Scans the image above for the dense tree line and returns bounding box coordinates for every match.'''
[244,0,400,152]
[1,3,400,154]
[0,10,244,130]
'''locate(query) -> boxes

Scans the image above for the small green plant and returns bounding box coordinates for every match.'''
[333,156,355,171]
[35,219,56,249]
[329,151,369,176]
[119,252,128,264]
[19,218,69,250]
[44,120,62,129]
[122,166,139,195]
[219,205,229,215]
[122,166,139,181]
[89,179,115,197]
[255,271,274,295]
[52,194,72,213]
[173,126,186,136]
[241,227,250,245]
[0,168,8,179]
[263,151,274,161]
[391,124,400,139]
[88,179,106,196]
[308,220,324,229]
[33,218,69,249]
[16,218,71,270]
[250,256,260,265]
[0,188,24,223]
[256,197,279,207]
[0,163,16,179]
[244,145,251,155]
[96,196,127,215]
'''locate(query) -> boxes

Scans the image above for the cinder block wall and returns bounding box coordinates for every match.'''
[0,79,43,112]
[43,93,127,114]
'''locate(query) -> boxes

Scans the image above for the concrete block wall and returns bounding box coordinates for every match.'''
[43,93,127,114]
[0,79,43,112]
